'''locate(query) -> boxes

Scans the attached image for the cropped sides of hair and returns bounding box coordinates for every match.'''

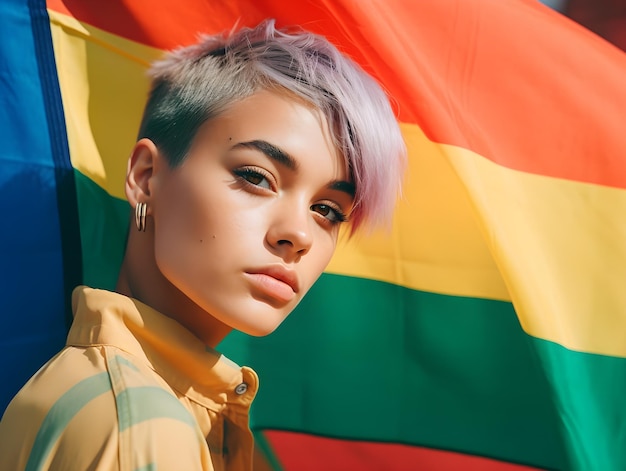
[138,19,406,233]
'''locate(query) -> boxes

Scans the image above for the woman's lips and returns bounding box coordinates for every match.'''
[245,273,296,303]
[244,267,299,304]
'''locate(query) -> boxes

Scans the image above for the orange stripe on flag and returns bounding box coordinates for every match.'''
[47,0,626,188]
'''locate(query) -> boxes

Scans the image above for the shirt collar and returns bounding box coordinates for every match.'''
[68,286,258,409]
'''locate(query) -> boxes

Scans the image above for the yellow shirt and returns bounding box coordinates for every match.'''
[0,286,258,471]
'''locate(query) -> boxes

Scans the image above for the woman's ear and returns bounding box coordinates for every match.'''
[125,138,160,208]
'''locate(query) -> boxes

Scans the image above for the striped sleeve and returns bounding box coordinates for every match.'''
[0,346,211,471]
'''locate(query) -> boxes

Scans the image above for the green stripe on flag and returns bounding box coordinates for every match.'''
[532,338,626,471]
[221,275,568,470]
[74,170,129,290]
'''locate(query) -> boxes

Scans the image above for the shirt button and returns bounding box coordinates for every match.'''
[235,383,248,395]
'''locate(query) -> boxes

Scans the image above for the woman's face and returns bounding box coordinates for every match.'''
[149,90,354,336]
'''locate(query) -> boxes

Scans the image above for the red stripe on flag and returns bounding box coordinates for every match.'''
[263,430,546,471]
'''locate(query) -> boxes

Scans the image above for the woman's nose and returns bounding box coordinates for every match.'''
[266,203,313,259]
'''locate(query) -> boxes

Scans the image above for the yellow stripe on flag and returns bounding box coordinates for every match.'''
[328,124,510,302]
[446,143,626,357]
[49,10,161,199]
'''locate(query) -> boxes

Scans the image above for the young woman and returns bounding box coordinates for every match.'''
[0,20,406,471]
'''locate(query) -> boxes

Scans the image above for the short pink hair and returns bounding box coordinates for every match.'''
[139,20,406,233]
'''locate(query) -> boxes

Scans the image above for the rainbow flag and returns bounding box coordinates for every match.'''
[2,0,625,469]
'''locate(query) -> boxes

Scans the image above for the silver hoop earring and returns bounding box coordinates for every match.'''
[135,202,147,232]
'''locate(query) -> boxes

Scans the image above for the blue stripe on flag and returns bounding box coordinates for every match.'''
[0,0,80,412]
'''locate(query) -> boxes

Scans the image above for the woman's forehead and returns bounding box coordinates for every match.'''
[195,90,348,175]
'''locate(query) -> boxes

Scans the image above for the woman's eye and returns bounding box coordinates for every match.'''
[233,168,272,190]
[311,203,347,224]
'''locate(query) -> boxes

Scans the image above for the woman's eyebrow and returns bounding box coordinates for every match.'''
[231,139,354,197]
[231,140,298,171]
[329,180,355,198]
